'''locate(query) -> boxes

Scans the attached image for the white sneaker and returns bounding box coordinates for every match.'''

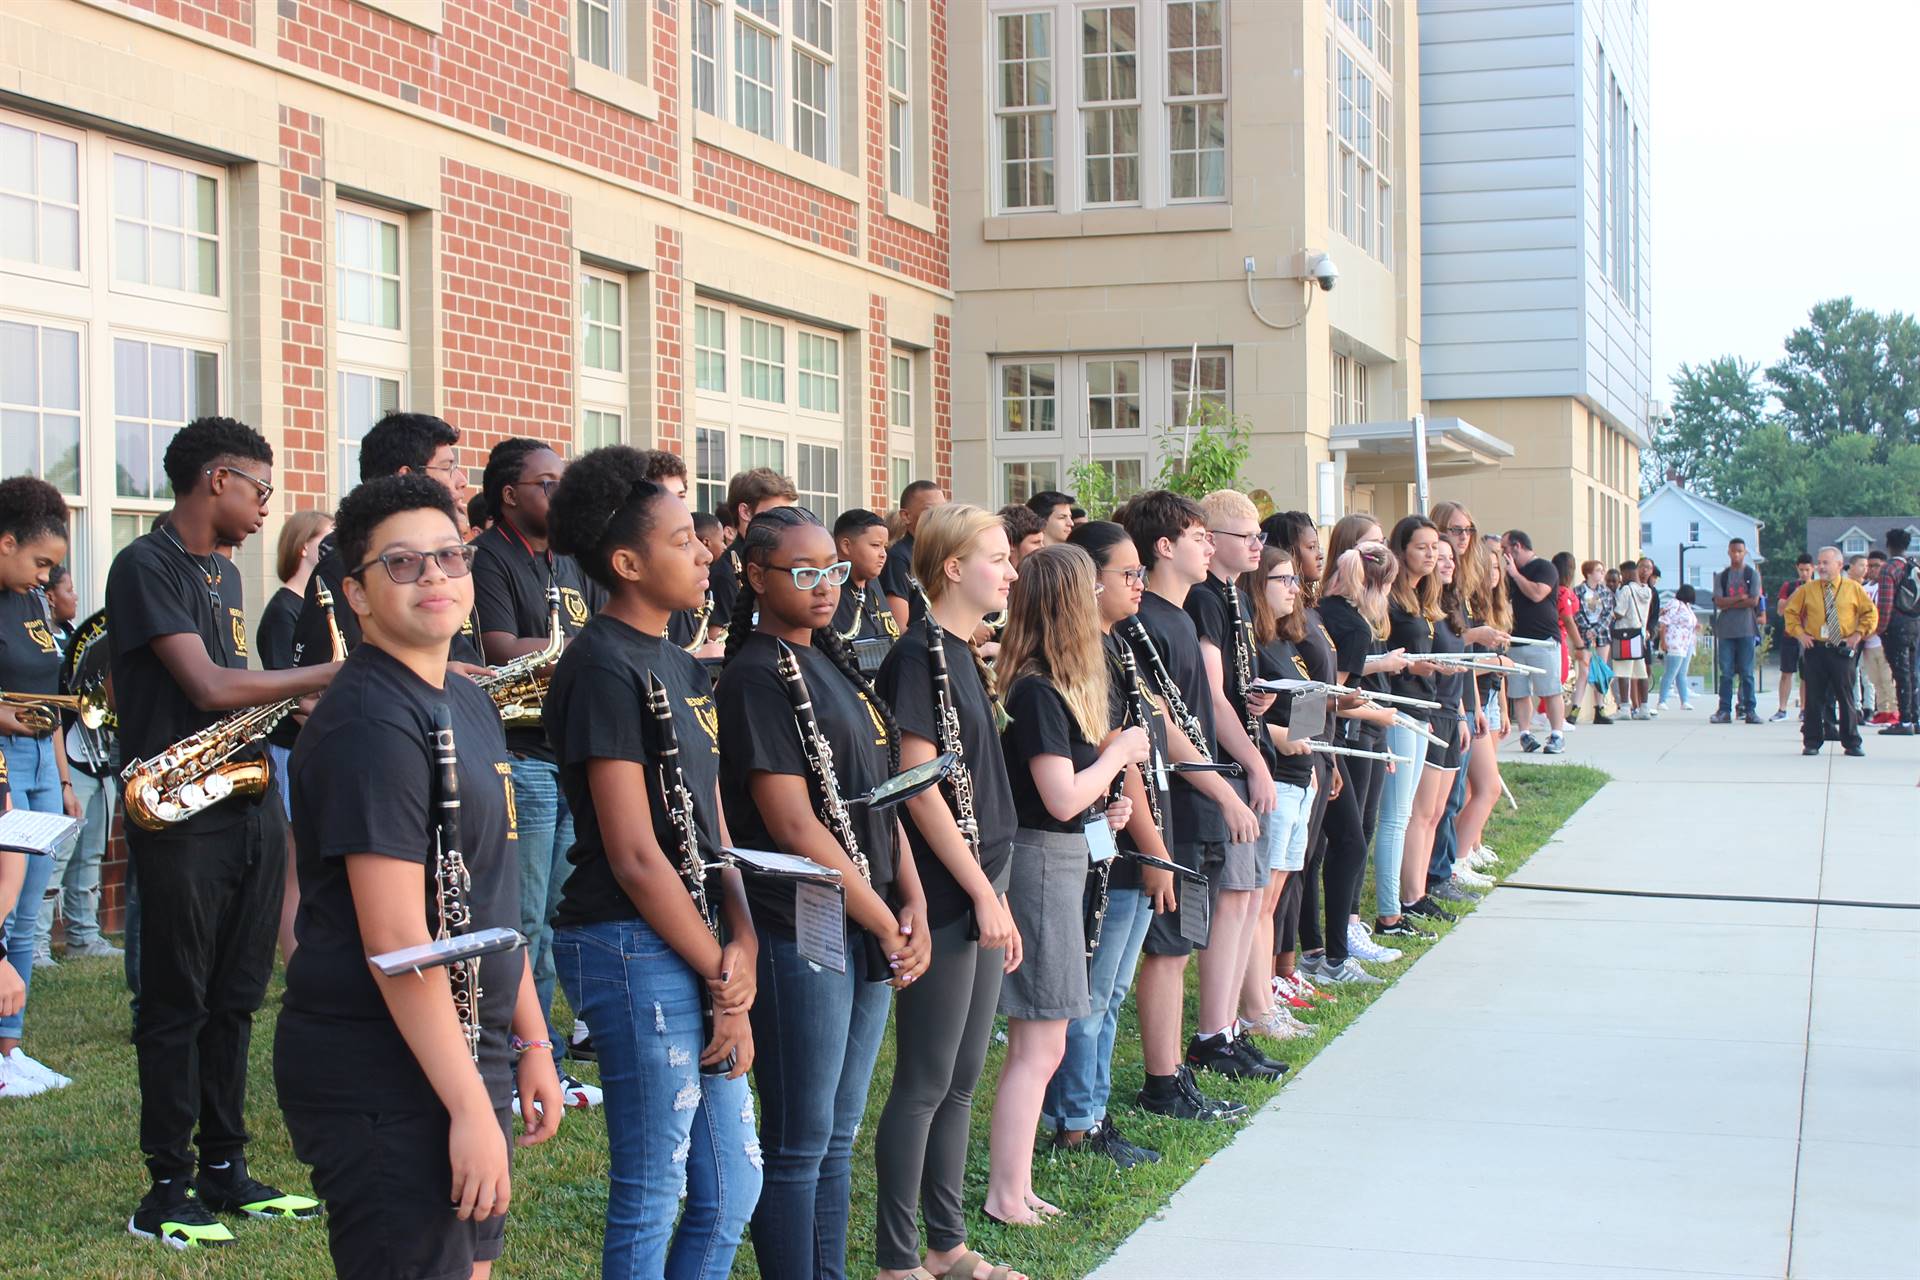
[1318,958,1384,985]
[558,1072,603,1109]
[1346,921,1403,964]
[0,1052,50,1098]
[1466,845,1497,870]
[1452,864,1495,890]
[7,1048,70,1090]
[1240,1010,1313,1041]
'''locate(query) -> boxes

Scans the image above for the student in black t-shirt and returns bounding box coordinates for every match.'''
[638,449,723,662]
[715,505,932,1279]
[1115,491,1260,1123]
[831,507,904,654]
[712,467,800,644]
[470,437,604,1106]
[0,477,80,1102]
[258,508,331,961]
[106,418,341,1250]
[1501,529,1568,752]
[277,475,562,1280]
[1376,517,1450,939]
[984,545,1148,1226]
[871,502,1021,1280]
[880,479,946,634]
[542,447,762,1276]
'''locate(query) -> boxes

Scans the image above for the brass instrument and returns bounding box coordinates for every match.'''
[472,585,563,727]
[0,688,111,737]
[316,577,349,662]
[682,592,715,654]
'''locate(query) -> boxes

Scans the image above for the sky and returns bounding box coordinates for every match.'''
[1652,0,1920,396]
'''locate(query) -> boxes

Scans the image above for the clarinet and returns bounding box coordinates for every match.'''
[1219,578,1270,762]
[646,673,729,1075]
[429,703,483,1064]
[909,579,981,861]
[1122,615,1213,764]
[1115,640,1165,833]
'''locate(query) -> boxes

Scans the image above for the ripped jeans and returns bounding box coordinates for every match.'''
[554,918,763,1280]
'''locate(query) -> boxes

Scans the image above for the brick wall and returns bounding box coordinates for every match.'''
[862,0,948,290]
[124,0,253,44]
[691,144,860,256]
[652,227,684,451]
[866,294,890,510]
[934,313,952,494]
[278,106,329,511]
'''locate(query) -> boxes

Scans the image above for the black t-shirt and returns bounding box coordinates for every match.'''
[879,536,925,628]
[830,582,902,646]
[257,586,302,671]
[875,623,1017,928]
[1428,613,1469,719]
[1000,672,1102,835]
[709,545,744,637]
[278,646,521,1111]
[106,532,260,834]
[1511,558,1561,640]
[1126,591,1223,846]
[292,534,484,671]
[1255,634,1317,788]
[1187,576,1273,772]
[1318,594,1387,746]
[1105,632,1168,891]
[716,633,897,936]
[1386,604,1440,715]
[548,614,722,930]
[0,588,62,697]
[472,523,602,763]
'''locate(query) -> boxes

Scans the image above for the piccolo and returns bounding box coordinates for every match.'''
[1252,677,1442,711]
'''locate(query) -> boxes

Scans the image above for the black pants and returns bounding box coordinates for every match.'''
[1302,758,1368,964]
[129,797,285,1182]
[1888,623,1918,725]
[1801,645,1862,750]
[1284,756,1333,956]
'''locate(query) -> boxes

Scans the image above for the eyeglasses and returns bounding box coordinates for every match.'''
[770,560,851,591]
[423,460,472,486]
[350,544,478,584]
[210,465,274,504]
[514,478,559,497]
[1268,573,1301,587]
[1445,523,1476,538]
[1212,529,1267,548]
[1102,565,1148,586]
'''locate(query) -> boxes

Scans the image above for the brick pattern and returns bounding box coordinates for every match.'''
[866,294,890,510]
[862,0,948,289]
[277,0,678,193]
[653,226,683,451]
[278,106,329,511]
[124,0,253,43]
[933,313,951,494]
[691,144,859,256]
[439,160,574,459]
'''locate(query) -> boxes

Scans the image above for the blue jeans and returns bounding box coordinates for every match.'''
[1659,649,1694,705]
[1374,721,1426,918]
[267,743,294,820]
[1043,886,1153,1132]
[1426,737,1471,888]
[747,932,890,1280]
[553,918,761,1280]
[38,767,111,949]
[1716,636,1757,716]
[511,756,576,1059]
[1,734,67,1038]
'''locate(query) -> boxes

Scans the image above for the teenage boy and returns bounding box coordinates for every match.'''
[1120,491,1264,1121]
[1501,530,1568,754]
[470,439,605,1110]
[1026,490,1076,545]
[1712,537,1764,724]
[109,418,341,1248]
[710,468,800,636]
[831,508,903,645]
[998,504,1046,566]
[880,479,946,632]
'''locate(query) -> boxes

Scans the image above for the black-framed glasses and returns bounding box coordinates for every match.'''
[1102,565,1148,586]
[1212,528,1267,548]
[1445,523,1476,538]
[770,560,851,590]
[513,478,559,497]
[350,544,477,584]
[1268,573,1301,587]
[210,465,274,504]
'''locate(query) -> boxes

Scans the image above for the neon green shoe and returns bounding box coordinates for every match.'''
[128,1181,237,1250]
[195,1158,322,1222]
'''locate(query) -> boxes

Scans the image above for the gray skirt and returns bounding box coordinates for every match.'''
[997,828,1094,1022]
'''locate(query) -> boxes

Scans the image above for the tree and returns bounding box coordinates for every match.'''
[1154,400,1251,500]
[1643,355,1767,497]
[1713,424,1810,569]
[1765,297,1920,457]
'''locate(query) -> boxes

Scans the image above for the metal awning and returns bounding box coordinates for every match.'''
[1328,417,1515,480]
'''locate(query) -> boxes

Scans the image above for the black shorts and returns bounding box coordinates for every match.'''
[284,1105,513,1280]
[1779,639,1801,675]
[1426,714,1465,771]
[1142,841,1224,958]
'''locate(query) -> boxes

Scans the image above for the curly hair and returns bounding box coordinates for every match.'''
[162,416,272,496]
[361,413,458,483]
[334,474,457,573]
[0,476,70,547]
[480,438,547,521]
[546,446,671,591]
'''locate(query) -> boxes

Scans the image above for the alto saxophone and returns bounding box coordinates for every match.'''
[473,585,564,728]
[121,580,351,831]
[681,592,715,654]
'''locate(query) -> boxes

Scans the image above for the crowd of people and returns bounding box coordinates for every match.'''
[0,412,1910,1280]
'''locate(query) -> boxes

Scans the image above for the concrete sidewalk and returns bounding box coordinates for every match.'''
[1091,707,1920,1280]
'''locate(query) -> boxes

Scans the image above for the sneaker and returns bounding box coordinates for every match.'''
[1712,712,1733,724]
[1680,700,1695,710]
[1452,864,1495,889]
[1870,711,1899,726]
[1879,724,1916,736]
[1241,1008,1315,1042]
[1519,732,1541,753]
[1186,1031,1281,1080]
[195,1158,320,1221]
[1345,921,1403,963]
[1374,917,1436,941]
[1059,1117,1153,1170]
[1803,745,1821,756]
[558,1072,603,1109]
[30,948,56,970]
[1530,714,1549,733]
[1405,895,1458,922]
[6,1048,71,1090]
[1296,951,1332,981]
[1743,713,1765,725]
[1430,880,1477,904]
[1232,1033,1290,1074]
[1136,1067,1245,1121]
[568,1018,596,1063]
[1657,700,1668,711]
[0,1053,49,1097]
[1591,711,1615,725]
[1269,976,1315,1011]
[1465,845,1497,870]
[1844,745,1866,758]
[1543,733,1566,755]
[1317,957,1384,985]
[1287,971,1337,1004]
[1768,710,1788,722]
[1099,1114,1161,1164]
[129,1181,236,1249]
[1647,705,1661,718]
[63,939,123,959]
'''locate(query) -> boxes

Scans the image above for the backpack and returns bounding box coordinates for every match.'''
[1895,558,1920,619]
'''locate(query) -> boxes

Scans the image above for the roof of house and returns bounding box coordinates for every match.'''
[1805,517,1920,555]
[1642,484,1764,560]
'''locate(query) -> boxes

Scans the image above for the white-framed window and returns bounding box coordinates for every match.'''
[582,408,623,451]
[991,0,1229,215]
[1639,519,1653,546]
[113,150,222,300]
[992,349,1229,504]
[579,266,629,453]
[694,303,727,392]
[692,0,720,114]
[115,336,221,501]
[336,206,403,332]
[1330,350,1349,425]
[0,117,82,275]
[796,440,841,522]
[334,201,410,489]
[886,0,912,197]
[1842,532,1869,557]
[890,454,912,501]
[699,0,840,164]
[1326,5,1391,265]
[1,319,83,494]
[337,368,403,483]
[695,424,728,515]
[1351,359,1369,423]
[797,332,839,413]
[740,316,785,403]
[889,348,916,493]
[1688,520,1700,542]
[734,7,778,139]
[578,0,619,70]
[790,0,834,162]
[740,432,786,473]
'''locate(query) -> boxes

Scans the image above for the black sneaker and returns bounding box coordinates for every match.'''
[1186,1031,1279,1080]
[1101,1114,1161,1164]
[195,1158,321,1221]
[1176,1064,1248,1119]
[1803,745,1821,756]
[1844,745,1866,757]
[1405,896,1458,922]
[1230,1035,1288,1078]
[1075,1118,1154,1170]
[1374,917,1436,940]
[1592,711,1614,725]
[129,1180,237,1250]
[1519,732,1541,753]
[1430,880,1477,904]
[1880,724,1915,736]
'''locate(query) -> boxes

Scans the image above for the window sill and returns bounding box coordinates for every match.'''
[692,114,863,204]
[885,192,939,234]
[983,202,1232,241]
[572,58,659,121]
[352,0,443,34]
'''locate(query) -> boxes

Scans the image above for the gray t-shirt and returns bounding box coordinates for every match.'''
[1715,563,1762,638]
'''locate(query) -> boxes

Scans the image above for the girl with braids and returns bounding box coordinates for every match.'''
[713,505,933,1280]
[543,447,762,1279]
[1376,515,1448,938]
[984,545,1147,1224]
[871,503,1022,1280]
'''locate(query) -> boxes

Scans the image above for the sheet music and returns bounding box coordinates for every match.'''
[0,809,81,856]
[725,846,842,881]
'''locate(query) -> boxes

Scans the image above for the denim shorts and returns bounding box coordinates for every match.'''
[1264,779,1314,873]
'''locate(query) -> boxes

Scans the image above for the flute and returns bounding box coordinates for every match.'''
[647,673,730,1076]
[1253,677,1443,712]
[1410,653,1549,676]
[1307,741,1413,764]
[429,703,483,1064]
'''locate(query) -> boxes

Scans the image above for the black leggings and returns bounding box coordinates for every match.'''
[1280,756,1333,956]
[1316,759,1369,963]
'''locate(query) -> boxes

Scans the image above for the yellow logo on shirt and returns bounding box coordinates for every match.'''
[495,761,518,839]
[857,691,890,747]
[686,693,720,754]
[879,608,901,640]
[1293,655,1312,680]
[229,608,249,657]
[22,619,56,655]
[561,587,590,628]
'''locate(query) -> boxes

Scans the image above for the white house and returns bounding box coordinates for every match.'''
[1639,483,1763,594]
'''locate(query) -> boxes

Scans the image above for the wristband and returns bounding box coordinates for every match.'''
[510,1036,554,1056]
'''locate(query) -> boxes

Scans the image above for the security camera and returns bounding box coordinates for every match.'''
[1309,252,1339,291]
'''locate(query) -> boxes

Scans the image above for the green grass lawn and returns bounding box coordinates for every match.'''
[0,763,1604,1280]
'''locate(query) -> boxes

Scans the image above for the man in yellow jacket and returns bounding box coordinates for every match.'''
[1784,545,1878,756]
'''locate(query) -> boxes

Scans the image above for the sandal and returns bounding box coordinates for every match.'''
[931,1251,1024,1280]
[883,1271,939,1280]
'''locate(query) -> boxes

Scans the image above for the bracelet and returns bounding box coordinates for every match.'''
[60,780,73,789]
[510,1036,554,1056]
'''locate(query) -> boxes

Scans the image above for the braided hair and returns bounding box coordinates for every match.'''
[726,505,903,772]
